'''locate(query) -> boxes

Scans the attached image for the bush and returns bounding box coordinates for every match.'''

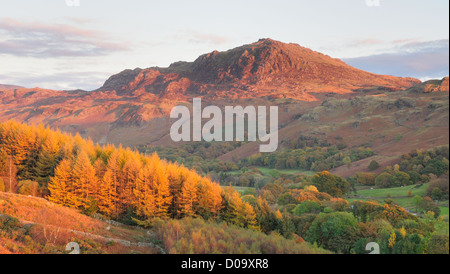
[355,172,377,186]
[427,234,450,254]
[419,197,441,218]
[375,173,394,188]
[0,214,22,232]
[431,188,443,201]
[368,160,380,171]
[426,178,449,199]
[18,180,39,196]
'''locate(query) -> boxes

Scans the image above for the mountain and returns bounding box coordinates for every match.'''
[97,38,419,100]
[0,38,435,151]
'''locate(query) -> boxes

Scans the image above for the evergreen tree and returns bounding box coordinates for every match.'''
[72,150,97,210]
[48,159,74,207]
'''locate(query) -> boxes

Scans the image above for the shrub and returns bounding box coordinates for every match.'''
[368,160,380,171]
[427,234,450,254]
[18,180,39,196]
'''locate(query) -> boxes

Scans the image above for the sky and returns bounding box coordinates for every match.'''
[0,0,448,90]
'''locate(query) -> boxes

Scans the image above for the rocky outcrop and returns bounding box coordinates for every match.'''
[424,77,449,93]
[406,77,449,94]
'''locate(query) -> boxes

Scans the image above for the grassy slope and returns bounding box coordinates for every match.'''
[0,192,161,254]
[257,167,316,177]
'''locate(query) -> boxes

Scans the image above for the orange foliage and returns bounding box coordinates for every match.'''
[0,121,245,225]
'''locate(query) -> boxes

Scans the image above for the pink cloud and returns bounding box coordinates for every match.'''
[0,18,129,58]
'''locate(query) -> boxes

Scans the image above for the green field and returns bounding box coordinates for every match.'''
[257,167,316,177]
[346,183,449,218]
[346,183,427,209]
[354,184,429,199]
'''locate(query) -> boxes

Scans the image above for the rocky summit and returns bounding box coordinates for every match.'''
[97,38,420,100]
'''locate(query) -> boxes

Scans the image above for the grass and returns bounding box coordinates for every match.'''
[257,167,316,177]
[354,184,429,198]
[347,184,450,217]
[440,207,449,218]
[347,184,428,209]
[232,186,256,195]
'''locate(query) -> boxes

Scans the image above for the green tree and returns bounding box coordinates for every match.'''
[312,171,350,197]
[431,188,443,201]
[419,197,441,217]
[343,157,352,169]
[391,171,411,187]
[375,172,394,188]
[413,196,422,211]
[293,201,321,215]
[306,212,359,253]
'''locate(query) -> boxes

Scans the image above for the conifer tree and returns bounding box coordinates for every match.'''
[133,164,157,219]
[48,159,74,207]
[72,150,97,210]
[150,154,172,218]
[120,152,142,213]
[178,174,198,217]
[34,133,60,187]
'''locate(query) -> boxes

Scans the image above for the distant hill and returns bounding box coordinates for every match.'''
[0,84,24,90]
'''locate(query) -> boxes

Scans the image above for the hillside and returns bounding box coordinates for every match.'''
[0,192,162,254]
[0,192,331,254]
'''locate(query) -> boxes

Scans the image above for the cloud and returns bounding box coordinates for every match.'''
[343,39,449,79]
[177,31,229,46]
[0,18,129,58]
[347,39,385,48]
[0,71,109,91]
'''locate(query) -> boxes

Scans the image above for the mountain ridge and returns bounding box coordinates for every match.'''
[96,38,420,100]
